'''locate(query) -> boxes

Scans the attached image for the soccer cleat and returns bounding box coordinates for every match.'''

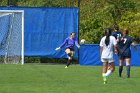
[65,66,68,68]
[104,81,107,84]
[103,76,107,84]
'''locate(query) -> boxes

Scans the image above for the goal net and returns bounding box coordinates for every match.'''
[0,10,24,64]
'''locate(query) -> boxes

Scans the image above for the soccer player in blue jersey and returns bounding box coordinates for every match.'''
[55,32,80,68]
[100,28,117,84]
[112,24,124,77]
[118,29,138,78]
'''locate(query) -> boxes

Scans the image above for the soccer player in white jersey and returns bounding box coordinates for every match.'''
[100,28,117,84]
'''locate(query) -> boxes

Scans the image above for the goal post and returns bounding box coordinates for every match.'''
[0,10,24,64]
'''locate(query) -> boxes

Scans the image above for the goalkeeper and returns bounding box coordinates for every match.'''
[55,32,80,68]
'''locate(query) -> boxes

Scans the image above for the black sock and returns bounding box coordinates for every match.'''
[66,60,71,67]
[126,65,130,78]
[67,53,72,57]
[119,66,123,77]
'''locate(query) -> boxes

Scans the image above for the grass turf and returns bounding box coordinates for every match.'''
[0,64,140,93]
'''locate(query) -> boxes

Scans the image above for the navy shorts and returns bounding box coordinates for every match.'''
[65,48,74,51]
[118,51,131,59]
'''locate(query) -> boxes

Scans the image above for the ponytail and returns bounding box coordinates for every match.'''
[105,28,112,46]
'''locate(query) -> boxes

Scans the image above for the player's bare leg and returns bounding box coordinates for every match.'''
[102,62,108,84]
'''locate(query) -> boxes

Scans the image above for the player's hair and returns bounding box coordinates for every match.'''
[114,24,119,30]
[105,28,112,46]
[124,29,129,35]
[70,32,75,35]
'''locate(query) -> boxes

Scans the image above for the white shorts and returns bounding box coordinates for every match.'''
[101,58,114,63]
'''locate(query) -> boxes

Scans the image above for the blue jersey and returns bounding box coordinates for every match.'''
[112,31,123,47]
[59,37,79,50]
[119,35,134,58]
[112,31,123,39]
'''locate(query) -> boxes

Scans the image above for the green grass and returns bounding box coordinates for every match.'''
[0,64,140,93]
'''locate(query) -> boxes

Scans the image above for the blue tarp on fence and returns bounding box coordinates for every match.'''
[0,7,79,58]
[79,44,140,66]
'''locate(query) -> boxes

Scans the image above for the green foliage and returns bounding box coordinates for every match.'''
[0,0,7,6]
[24,57,78,64]
[79,18,104,43]
[0,0,78,7]
[79,0,140,43]
[40,58,78,64]
[25,57,40,63]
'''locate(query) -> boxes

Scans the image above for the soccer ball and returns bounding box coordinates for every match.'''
[80,39,86,44]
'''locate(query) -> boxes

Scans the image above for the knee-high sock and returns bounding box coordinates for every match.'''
[66,59,71,67]
[126,65,130,77]
[102,73,106,77]
[119,66,123,77]
[67,53,72,57]
[105,70,112,77]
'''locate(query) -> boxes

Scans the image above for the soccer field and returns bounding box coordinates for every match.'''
[0,64,140,93]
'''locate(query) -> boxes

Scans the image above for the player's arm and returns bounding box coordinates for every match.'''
[130,37,138,51]
[55,38,67,50]
[100,47,103,57]
[99,38,103,57]
[60,38,68,48]
[115,45,122,54]
[113,36,122,54]
[114,45,118,54]
[132,41,138,51]
[75,39,80,48]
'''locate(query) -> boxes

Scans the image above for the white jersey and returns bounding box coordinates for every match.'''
[100,36,117,59]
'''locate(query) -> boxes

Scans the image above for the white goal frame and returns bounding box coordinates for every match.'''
[0,10,24,64]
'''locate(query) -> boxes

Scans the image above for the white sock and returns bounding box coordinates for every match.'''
[102,73,106,77]
[105,70,112,77]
